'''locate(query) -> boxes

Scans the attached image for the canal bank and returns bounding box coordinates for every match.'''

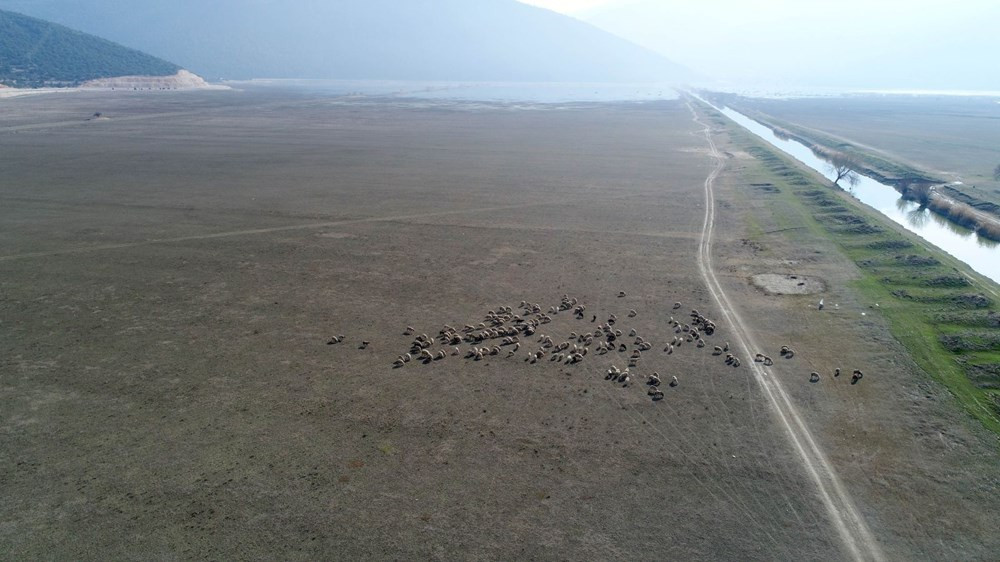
[693,94,1000,284]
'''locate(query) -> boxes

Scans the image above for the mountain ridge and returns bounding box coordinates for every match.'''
[0,0,694,83]
[0,8,185,88]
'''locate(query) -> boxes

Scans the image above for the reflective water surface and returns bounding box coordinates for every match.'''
[705,100,1000,283]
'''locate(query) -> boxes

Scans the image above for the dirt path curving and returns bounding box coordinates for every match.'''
[686,98,886,562]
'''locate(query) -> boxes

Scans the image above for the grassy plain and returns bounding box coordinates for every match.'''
[700,104,1000,434]
[1,89,998,560]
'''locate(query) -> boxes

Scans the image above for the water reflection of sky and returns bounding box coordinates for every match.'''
[711,103,1000,283]
[229,79,680,103]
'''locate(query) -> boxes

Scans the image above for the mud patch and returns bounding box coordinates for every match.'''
[751,273,825,295]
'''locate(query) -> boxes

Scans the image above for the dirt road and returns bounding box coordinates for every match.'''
[686,99,885,562]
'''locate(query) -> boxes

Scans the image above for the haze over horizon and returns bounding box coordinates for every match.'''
[522,0,1000,91]
[2,0,996,91]
[0,0,692,84]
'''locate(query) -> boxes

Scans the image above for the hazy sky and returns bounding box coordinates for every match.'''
[520,0,1000,90]
[521,0,615,11]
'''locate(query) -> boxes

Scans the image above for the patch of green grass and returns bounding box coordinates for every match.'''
[717,113,1000,435]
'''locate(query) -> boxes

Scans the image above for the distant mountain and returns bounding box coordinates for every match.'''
[0,9,182,88]
[0,0,694,83]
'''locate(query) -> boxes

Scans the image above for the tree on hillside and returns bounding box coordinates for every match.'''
[827,151,861,188]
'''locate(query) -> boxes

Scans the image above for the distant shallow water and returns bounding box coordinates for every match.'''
[223,79,680,103]
[699,98,1000,284]
[701,84,1000,100]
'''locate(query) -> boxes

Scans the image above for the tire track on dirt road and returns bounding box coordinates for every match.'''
[686,99,885,562]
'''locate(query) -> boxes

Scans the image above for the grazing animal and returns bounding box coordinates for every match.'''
[834,368,841,377]
[713,346,723,355]
[809,372,820,383]
[618,291,627,298]
[851,370,864,385]
[763,356,774,366]
[404,326,414,336]
[669,375,679,387]
[673,302,682,310]
[360,341,370,350]
[648,373,661,387]
[327,335,345,345]
[628,309,637,318]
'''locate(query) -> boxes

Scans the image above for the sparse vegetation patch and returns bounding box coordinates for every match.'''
[724,113,1000,434]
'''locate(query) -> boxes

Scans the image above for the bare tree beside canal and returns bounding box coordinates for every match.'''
[826,151,861,188]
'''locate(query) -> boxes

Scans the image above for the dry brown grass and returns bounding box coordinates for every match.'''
[772,125,793,140]
[927,196,980,229]
[976,220,1000,241]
